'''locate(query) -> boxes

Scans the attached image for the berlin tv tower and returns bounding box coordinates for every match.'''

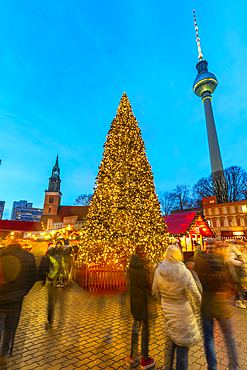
[192,10,224,175]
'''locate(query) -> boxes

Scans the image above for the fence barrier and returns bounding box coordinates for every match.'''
[72,262,129,292]
[72,251,194,292]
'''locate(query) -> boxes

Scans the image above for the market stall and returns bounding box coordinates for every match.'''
[163,210,215,251]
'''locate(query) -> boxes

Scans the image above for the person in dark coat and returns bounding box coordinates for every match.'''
[0,231,36,365]
[195,242,239,370]
[128,247,155,370]
[37,244,62,329]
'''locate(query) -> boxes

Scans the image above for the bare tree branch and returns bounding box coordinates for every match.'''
[74,194,93,206]
[192,166,247,204]
[171,184,193,211]
[158,191,176,215]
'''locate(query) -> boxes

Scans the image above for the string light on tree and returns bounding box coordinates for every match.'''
[79,93,168,267]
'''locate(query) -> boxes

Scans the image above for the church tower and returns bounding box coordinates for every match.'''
[43,156,62,216]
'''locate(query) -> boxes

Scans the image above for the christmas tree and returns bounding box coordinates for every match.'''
[79,93,168,266]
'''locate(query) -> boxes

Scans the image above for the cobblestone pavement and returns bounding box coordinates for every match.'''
[1,281,247,370]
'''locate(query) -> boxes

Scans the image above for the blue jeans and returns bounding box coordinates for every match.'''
[131,320,149,360]
[0,310,21,357]
[202,316,239,370]
[164,336,188,370]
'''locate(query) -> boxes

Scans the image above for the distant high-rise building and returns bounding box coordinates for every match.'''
[0,201,5,219]
[11,200,43,222]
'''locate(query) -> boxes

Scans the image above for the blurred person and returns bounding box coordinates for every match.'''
[235,241,247,303]
[194,242,202,259]
[0,231,36,365]
[195,241,239,370]
[61,239,72,285]
[185,261,203,296]
[53,241,66,288]
[152,245,201,370]
[37,243,62,329]
[71,244,79,261]
[127,246,155,370]
[55,240,63,254]
[45,242,54,255]
[226,243,246,309]
[172,239,181,250]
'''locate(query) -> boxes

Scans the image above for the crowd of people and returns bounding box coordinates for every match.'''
[0,231,246,370]
[0,231,75,366]
[128,239,247,370]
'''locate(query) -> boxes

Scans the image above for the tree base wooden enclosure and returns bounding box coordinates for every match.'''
[73,263,129,292]
[72,253,194,292]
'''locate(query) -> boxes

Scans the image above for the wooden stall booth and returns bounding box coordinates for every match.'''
[163,210,215,252]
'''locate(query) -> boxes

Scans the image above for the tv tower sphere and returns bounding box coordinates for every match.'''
[193,60,218,98]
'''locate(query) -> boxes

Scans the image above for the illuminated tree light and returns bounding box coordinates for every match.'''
[79,93,168,267]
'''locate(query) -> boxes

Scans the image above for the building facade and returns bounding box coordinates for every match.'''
[0,201,5,219]
[11,200,32,219]
[203,196,247,240]
[11,200,43,222]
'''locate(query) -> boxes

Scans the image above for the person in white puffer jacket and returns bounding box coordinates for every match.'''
[152,245,201,370]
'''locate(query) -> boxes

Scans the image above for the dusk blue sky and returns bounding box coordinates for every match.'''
[1,1,247,219]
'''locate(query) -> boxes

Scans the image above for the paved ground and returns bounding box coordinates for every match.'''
[1,281,247,370]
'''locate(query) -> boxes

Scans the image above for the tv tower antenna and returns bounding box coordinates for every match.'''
[192,10,228,202]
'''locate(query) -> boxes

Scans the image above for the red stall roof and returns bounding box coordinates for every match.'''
[0,220,43,232]
[163,211,215,237]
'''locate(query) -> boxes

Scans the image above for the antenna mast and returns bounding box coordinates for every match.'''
[193,10,203,60]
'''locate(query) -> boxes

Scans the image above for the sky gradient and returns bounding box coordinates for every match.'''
[1,1,247,219]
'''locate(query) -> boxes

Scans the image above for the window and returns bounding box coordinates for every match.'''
[236,218,241,227]
[49,196,54,204]
[48,207,51,214]
[226,207,231,214]
[211,208,215,216]
[220,218,224,227]
[234,206,238,213]
[218,207,222,215]
[228,217,233,226]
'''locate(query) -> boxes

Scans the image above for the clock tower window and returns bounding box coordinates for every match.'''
[48,207,51,214]
[49,196,54,203]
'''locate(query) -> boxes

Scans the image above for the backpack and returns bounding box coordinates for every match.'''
[195,253,225,292]
[47,254,60,279]
[207,255,225,292]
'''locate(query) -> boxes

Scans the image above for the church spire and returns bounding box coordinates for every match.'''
[48,156,61,192]
[51,155,60,178]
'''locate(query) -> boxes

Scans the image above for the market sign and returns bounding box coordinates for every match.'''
[233,231,244,236]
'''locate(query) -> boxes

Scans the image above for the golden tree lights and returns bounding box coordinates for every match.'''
[79,93,168,267]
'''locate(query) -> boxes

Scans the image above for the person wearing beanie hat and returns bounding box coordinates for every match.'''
[46,242,54,255]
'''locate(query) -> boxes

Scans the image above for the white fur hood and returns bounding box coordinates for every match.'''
[157,259,189,290]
